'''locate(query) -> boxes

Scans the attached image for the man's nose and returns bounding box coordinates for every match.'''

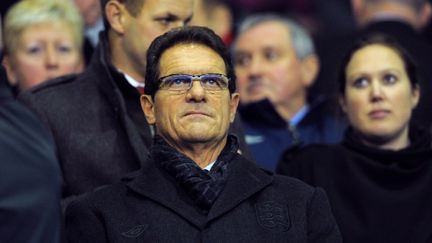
[248,57,264,75]
[186,80,206,102]
[245,57,265,82]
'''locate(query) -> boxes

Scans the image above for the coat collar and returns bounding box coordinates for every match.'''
[125,153,273,228]
[239,95,332,129]
[84,31,150,166]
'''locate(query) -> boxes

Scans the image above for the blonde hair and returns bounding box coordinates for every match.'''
[3,0,84,55]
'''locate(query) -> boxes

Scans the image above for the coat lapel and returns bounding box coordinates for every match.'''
[125,161,207,229]
[208,156,273,222]
[92,34,150,166]
[125,154,273,227]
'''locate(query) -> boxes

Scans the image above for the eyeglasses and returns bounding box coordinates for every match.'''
[158,73,230,92]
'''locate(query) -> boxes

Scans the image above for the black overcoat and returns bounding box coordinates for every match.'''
[66,153,341,242]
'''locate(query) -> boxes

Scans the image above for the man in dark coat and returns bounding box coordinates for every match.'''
[0,65,62,242]
[232,14,346,171]
[18,0,250,206]
[65,26,341,243]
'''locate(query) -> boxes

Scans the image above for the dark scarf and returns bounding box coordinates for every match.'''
[151,135,239,211]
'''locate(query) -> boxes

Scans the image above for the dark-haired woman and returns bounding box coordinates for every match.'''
[277,34,432,243]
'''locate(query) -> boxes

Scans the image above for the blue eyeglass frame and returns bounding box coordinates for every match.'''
[157,73,230,91]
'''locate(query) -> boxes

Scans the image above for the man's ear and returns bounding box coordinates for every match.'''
[141,95,156,124]
[2,56,17,86]
[105,0,128,34]
[229,92,240,123]
[300,54,319,88]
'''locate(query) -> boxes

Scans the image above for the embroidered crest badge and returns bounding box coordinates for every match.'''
[255,201,291,232]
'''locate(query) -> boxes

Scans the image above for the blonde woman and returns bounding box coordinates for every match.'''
[2,0,84,92]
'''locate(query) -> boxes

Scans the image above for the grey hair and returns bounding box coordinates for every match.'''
[234,13,315,59]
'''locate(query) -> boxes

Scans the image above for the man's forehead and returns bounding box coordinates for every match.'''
[159,43,226,75]
[235,21,293,52]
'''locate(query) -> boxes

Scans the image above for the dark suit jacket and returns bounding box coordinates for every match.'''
[65,152,341,242]
[0,66,62,243]
[313,20,432,129]
[18,31,251,205]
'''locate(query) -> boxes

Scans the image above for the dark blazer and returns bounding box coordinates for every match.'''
[0,66,62,243]
[66,153,341,243]
[18,31,252,204]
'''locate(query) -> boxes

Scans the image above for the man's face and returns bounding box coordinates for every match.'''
[234,21,309,107]
[142,43,239,149]
[121,0,194,78]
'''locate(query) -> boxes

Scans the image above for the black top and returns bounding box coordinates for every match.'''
[277,126,432,243]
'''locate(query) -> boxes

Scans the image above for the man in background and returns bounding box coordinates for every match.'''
[73,0,105,64]
[233,14,345,171]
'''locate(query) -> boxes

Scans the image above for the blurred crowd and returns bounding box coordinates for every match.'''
[2,0,432,242]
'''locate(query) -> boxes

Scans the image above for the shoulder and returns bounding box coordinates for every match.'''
[17,70,105,119]
[271,173,316,195]
[19,72,97,101]
[65,182,126,242]
[67,182,128,214]
[240,155,318,199]
[276,143,346,176]
[282,143,343,163]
